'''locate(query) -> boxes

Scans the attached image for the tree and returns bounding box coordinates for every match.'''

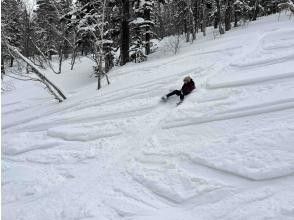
[252,0,260,20]
[34,0,59,60]
[120,0,130,65]
[2,34,67,102]
[65,0,112,89]
[215,0,225,34]
[33,0,72,73]
[225,0,233,31]
[1,0,25,67]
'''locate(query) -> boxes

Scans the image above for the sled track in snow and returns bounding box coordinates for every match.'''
[3,66,205,132]
[3,16,294,220]
[207,71,294,89]
[230,52,294,70]
[11,104,158,132]
[182,154,294,182]
[60,66,204,112]
[162,99,294,129]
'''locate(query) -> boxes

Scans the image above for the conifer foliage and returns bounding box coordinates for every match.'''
[2,0,292,92]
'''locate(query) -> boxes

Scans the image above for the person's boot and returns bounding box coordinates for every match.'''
[177,99,184,106]
[161,95,168,101]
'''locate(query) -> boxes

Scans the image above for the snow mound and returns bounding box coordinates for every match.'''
[47,124,122,141]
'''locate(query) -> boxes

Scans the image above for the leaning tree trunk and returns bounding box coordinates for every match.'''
[8,44,66,102]
[120,0,130,66]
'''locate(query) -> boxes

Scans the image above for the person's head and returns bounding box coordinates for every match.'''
[183,76,192,84]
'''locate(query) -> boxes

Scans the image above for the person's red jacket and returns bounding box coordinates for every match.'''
[181,80,195,95]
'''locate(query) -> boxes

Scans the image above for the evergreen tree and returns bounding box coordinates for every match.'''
[1,0,25,66]
[34,0,60,60]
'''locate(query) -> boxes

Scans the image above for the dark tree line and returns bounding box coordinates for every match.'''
[2,0,293,93]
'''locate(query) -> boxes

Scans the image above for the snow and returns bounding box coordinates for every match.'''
[2,14,294,220]
[130,17,145,24]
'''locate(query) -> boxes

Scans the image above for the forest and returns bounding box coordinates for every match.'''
[1,0,294,100]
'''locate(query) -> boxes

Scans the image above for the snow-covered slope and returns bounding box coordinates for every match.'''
[2,14,294,220]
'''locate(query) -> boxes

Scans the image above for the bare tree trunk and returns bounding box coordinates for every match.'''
[215,0,225,34]
[23,8,32,58]
[42,79,63,102]
[202,0,207,36]
[120,0,130,65]
[225,0,232,31]
[58,45,63,74]
[48,52,52,61]
[252,0,259,21]
[10,56,14,67]
[104,46,113,73]
[156,2,165,38]
[97,59,102,90]
[1,57,5,80]
[186,18,190,43]
[71,48,77,70]
[70,32,78,70]
[185,0,196,42]
[90,39,103,90]
[214,11,218,29]
[105,72,110,85]
[145,6,151,55]
[193,0,199,35]
[234,4,238,27]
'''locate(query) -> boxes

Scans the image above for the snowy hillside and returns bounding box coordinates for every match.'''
[2,14,294,220]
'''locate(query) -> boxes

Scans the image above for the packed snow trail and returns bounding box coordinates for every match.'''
[2,14,294,220]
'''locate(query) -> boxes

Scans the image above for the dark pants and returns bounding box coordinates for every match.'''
[167,90,184,100]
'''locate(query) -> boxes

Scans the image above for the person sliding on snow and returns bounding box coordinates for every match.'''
[162,76,195,104]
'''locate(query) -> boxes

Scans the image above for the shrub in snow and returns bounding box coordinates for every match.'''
[163,35,183,55]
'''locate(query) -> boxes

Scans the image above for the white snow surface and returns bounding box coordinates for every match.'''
[2,15,294,220]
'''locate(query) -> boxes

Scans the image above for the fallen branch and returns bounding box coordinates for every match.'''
[2,35,67,102]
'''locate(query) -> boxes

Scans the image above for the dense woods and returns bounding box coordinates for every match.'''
[2,0,294,94]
